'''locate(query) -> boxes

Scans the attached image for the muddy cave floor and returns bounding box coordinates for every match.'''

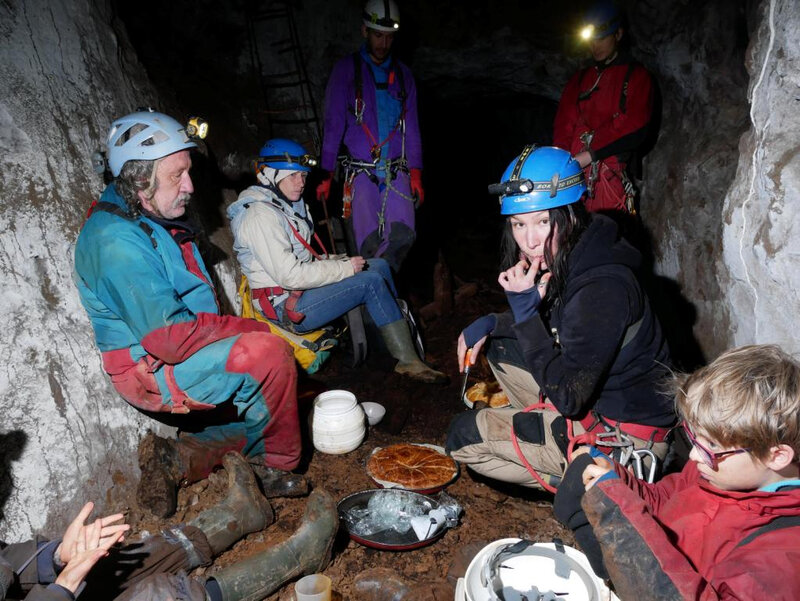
[126,283,573,601]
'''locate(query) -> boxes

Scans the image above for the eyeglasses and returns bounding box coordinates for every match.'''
[682,421,750,470]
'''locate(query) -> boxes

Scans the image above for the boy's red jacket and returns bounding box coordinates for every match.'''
[583,460,800,600]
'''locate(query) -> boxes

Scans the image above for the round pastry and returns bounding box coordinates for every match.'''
[367,443,458,490]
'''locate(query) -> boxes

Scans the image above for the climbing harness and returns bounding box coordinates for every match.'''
[239,276,338,374]
[337,155,416,234]
[340,52,414,228]
[510,399,669,494]
[244,200,329,326]
[508,315,669,493]
[576,61,640,214]
[580,131,636,214]
[351,51,407,157]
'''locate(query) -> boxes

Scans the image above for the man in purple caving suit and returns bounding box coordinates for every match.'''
[316,0,424,273]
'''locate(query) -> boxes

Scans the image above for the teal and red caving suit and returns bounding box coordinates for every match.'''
[73,184,300,477]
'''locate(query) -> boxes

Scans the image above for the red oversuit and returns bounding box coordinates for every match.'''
[553,53,654,213]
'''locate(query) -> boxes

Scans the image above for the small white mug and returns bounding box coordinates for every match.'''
[295,573,332,601]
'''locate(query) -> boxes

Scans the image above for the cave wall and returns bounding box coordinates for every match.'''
[0,0,181,541]
[632,0,750,362]
[634,0,799,360]
[720,0,800,352]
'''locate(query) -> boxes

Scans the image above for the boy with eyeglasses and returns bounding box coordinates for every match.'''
[579,344,800,599]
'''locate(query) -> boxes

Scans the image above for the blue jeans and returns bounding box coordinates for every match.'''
[276,258,403,332]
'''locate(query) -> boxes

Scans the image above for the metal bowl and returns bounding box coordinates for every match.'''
[337,489,446,551]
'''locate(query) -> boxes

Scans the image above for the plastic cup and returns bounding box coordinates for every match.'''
[295,574,331,601]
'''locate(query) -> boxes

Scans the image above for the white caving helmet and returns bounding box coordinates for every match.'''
[362,0,400,32]
[107,109,197,177]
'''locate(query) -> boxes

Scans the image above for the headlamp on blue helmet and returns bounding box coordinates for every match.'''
[579,0,621,41]
[490,146,586,215]
[256,138,317,173]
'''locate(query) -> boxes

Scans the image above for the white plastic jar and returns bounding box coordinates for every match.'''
[312,390,366,454]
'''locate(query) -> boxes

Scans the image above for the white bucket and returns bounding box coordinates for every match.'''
[455,538,617,601]
[312,390,366,454]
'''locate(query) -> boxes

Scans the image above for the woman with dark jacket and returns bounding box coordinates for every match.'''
[446,146,675,491]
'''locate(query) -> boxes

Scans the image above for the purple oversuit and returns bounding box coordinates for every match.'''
[321,52,422,271]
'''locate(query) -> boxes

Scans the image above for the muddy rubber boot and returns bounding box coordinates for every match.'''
[379,320,448,384]
[250,464,310,499]
[137,431,185,519]
[188,452,275,555]
[209,489,339,601]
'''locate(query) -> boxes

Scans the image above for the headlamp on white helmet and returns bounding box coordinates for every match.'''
[106,109,198,177]
[362,0,400,32]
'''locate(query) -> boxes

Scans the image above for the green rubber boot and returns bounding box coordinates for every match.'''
[209,489,338,601]
[379,320,448,384]
[188,452,274,555]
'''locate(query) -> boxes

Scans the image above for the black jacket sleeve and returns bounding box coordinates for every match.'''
[512,274,637,418]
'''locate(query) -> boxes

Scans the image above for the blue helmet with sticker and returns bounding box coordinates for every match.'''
[256,138,317,173]
[490,146,586,215]
[107,110,197,177]
[580,0,622,40]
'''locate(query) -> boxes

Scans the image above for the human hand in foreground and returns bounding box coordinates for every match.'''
[350,256,366,273]
[499,259,551,322]
[458,314,497,372]
[55,502,129,593]
[498,259,551,295]
[581,447,618,491]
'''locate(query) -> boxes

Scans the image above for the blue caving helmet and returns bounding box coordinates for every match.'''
[256,138,317,173]
[580,0,622,40]
[107,110,197,177]
[491,146,586,215]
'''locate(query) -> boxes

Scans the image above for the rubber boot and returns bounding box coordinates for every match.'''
[209,489,339,601]
[188,452,275,555]
[137,431,243,518]
[379,320,448,384]
[137,431,184,519]
[250,464,310,499]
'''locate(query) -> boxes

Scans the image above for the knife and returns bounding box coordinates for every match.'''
[459,348,472,405]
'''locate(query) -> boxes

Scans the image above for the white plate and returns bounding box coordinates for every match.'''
[366,443,459,493]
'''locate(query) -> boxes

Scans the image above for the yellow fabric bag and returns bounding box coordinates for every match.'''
[238,276,337,374]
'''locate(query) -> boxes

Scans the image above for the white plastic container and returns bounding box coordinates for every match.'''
[312,390,366,454]
[295,573,331,601]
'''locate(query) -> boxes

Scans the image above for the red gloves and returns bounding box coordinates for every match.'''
[316,172,334,201]
[409,168,424,207]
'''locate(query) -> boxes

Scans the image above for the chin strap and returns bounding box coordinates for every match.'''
[256,166,272,187]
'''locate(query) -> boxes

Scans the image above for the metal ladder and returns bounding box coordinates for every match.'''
[247,0,321,153]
